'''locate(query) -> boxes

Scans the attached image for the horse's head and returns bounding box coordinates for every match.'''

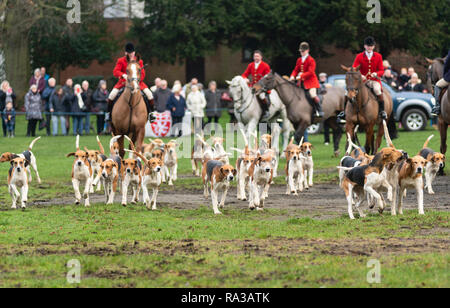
[126,55,142,93]
[226,76,248,104]
[254,72,275,94]
[425,57,445,93]
[341,65,362,100]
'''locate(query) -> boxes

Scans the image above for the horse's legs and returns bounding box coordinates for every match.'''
[135,128,146,157]
[329,118,343,156]
[118,136,125,159]
[375,122,384,152]
[365,125,375,155]
[439,117,447,155]
[294,122,309,144]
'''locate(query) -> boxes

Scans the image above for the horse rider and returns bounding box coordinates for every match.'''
[432,49,450,116]
[289,42,324,118]
[106,42,154,122]
[242,50,272,118]
[338,36,387,123]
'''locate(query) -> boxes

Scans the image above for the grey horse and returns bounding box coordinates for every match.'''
[227,76,293,154]
[256,72,346,156]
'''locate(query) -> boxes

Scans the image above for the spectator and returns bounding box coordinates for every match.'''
[25,85,43,137]
[49,86,69,136]
[92,80,109,134]
[184,78,199,99]
[41,67,50,83]
[151,77,162,93]
[407,67,416,78]
[383,60,397,77]
[318,73,329,92]
[172,80,182,93]
[63,79,75,132]
[29,68,46,94]
[81,80,93,135]
[382,69,398,89]
[41,78,56,136]
[205,81,222,125]
[166,84,187,137]
[318,73,330,145]
[398,67,409,90]
[154,80,172,113]
[71,84,88,136]
[2,102,16,138]
[221,90,236,124]
[405,73,427,93]
[186,84,206,134]
[0,80,16,137]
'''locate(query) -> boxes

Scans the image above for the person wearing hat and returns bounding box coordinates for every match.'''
[432,49,450,116]
[106,42,154,122]
[338,36,387,123]
[242,50,272,118]
[290,42,324,118]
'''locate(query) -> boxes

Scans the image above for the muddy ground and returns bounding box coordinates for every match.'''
[34,176,450,219]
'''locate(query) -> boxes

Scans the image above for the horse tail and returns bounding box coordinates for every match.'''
[96,136,105,154]
[423,135,434,149]
[382,120,395,148]
[28,137,41,151]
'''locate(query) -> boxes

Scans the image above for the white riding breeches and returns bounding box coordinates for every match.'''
[108,88,154,101]
[366,80,382,96]
[437,78,449,88]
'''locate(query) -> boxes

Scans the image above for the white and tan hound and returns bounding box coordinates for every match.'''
[84,136,108,193]
[0,137,41,184]
[396,155,427,215]
[132,151,163,210]
[164,140,178,186]
[248,153,274,211]
[300,141,314,189]
[121,136,142,206]
[284,137,304,195]
[418,135,445,195]
[66,135,93,207]
[8,157,29,209]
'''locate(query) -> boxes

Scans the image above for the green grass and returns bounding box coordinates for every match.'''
[0,116,448,288]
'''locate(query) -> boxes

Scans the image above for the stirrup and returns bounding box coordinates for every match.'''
[105,112,111,122]
[148,112,157,123]
[379,111,388,120]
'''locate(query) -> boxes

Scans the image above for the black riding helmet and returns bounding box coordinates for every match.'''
[364,36,376,46]
[125,42,135,53]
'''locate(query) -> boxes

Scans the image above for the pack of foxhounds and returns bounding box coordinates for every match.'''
[1,123,445,219]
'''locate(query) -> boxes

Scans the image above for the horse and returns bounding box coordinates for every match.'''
[111,56,148,158]
[341,65,394,155]
[438,88,449,156]
[255,72,346,156]
[226,76,292,153]
[426,57,446,93]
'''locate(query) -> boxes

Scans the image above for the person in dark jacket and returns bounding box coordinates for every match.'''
[432,49,450,116]
[2,102,16,138]
[0,80,16,137]
[404,73,427,93]
[29,68,46,94]
[153,80,172,113]
[81,81,93,135]
[25,85,43,137]
[63,79,74,132]
[92,80,109,134]
[205,81,222,125]
[49,86,69,136]
[166,84,187,137]
[71,84,89,136]
[41,78,56,136]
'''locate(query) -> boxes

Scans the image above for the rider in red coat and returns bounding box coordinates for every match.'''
[338,36,387,122]
[106,43,154,122]
[290,42,324,118]
[242,50,272,118]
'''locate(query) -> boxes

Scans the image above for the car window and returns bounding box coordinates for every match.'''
[333,79,347,89]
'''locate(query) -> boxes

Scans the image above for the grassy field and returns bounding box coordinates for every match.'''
[0,116,448,288]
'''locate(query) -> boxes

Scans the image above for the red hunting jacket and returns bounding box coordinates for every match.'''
[291,55,320,90]
[113,56,148,91]
[352,52,384,86]
[242,61,271,87]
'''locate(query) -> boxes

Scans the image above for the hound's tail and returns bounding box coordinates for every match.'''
[299,136,304,147]
[423,135,434,149]
[28,136,41,151]
[239,127,249,147]
[124,135,137,152]
[382,120,395,148]
[76,135,80,150]
[345,133,353,156]
[96,136,105,154]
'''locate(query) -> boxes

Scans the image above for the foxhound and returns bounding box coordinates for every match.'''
[143,139,165,160]
[163,140,178,186]
[202,160,236,215]
[121,136,142,206]
[248,153,274,211]
[300,141,314,189]
[66,135,93,207]
[85,136,108,193]
[396,155,427,215]
[191,134,204,177]
[8,157,29,209]
[284,137,304,195]
[132,151,163,210]
[418,135,445,195]
[0,137,41,184]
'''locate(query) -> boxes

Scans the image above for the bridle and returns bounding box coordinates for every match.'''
[231,79,252,114]
[124,62,143,135]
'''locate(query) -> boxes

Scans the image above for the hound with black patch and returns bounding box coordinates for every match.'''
[8,157,29,209]
[248,153,274,211]
[202,160,236,215]
[84,136,108,193]
[340,147,405,219]
[396,155,427,215]
[0,137,41,184]
[418,135,446,195]
[132,151,163,210]
[66,135,93,207]
[284,137,304,195]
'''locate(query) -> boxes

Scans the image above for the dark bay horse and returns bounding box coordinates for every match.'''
[111,57,148,158]
[439,88,449,156]
[426,57,446,93]
[341,65,393,155]
[256,72,346,156]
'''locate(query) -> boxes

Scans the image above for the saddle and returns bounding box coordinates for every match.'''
[113,88,152,110]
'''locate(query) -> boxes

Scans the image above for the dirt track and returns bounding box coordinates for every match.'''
[34,175,450,219]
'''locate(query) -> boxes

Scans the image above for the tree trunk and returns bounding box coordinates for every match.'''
[4,6,31,107]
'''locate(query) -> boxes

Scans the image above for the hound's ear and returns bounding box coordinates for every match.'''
[340,65,351,72]
[66,153,76,158]
[84,147,89,152]
[407,158,413,164]
[220,167,225,175]
[232,168,237,176]
[10,160,14,166]
[24,160,30,167]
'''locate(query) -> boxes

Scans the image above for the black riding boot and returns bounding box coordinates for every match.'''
[147,99,157,122]
[313,96,324,118]
[377,95,388,120]
[432,86,442,117]
[337,97,348,124]
[105,99,113,122]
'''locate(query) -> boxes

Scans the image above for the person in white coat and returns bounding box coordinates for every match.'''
[186,85,206,134]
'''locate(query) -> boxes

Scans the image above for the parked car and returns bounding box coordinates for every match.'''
[326,74,436,131]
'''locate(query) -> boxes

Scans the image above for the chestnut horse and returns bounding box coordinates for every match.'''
[341,65,393,155]
[111,58,148,158]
